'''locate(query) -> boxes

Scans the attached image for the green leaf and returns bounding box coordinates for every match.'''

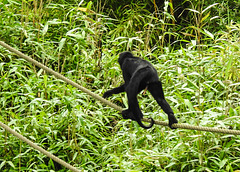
[219,159,228,169]
[187,8,200,14]
[201,11,211,23]
[203,29,214,39]
[184,99,195,111]
[202,3,219,13]
[58,38,66,52]
[42,23,48,36]
[0,161,6,170]
[7,161,15,169]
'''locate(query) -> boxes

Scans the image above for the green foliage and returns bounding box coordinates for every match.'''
[0,0,240,171]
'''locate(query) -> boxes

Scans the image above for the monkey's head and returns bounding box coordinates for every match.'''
[118,51,133,66]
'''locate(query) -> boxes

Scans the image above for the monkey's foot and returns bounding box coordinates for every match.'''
[122,110,136,121]
[168,113,178,129]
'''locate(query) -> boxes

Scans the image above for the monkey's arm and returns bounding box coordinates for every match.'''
[103,84,125,98]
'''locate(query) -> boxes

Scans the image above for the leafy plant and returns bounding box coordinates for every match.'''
[0,0,240,171]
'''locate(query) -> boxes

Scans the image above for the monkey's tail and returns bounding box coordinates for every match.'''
[136,117,154,129]
[122,110,154,129]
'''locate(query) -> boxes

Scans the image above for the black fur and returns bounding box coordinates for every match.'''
[103,52,178,129]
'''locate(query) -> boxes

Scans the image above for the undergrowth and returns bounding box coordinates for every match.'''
[0,0,240,171]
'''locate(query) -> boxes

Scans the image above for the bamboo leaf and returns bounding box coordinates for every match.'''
[203,29,214,39]
[201,11,211,23]
[202,3,219,14]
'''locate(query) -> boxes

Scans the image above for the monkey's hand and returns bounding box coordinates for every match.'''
[103,90,113,98]
[168,113,178,129]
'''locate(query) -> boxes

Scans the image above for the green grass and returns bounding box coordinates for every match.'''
[0,0,240,171]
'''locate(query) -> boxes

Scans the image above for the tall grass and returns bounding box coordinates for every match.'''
[0,0,240,171]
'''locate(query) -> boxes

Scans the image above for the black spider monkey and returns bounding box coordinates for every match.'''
[103,52,178,129]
